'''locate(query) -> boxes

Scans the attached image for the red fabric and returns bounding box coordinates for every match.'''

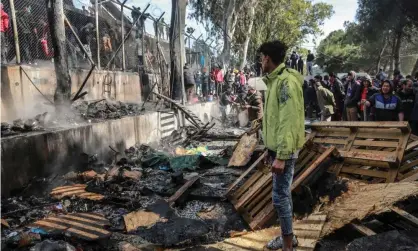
[360,88,367,111]
[41,39,53,57]
[1,9,9,32]
[215,69,224,82]
[239,73,246,85]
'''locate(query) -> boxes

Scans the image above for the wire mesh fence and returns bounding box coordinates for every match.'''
[1,0,219,77]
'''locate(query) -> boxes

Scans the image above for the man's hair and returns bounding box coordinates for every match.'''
[314,75,322,81]
[324,75,329,81]
[329,72,336,78]
[394,69,400,75]
[257,40,288,65]
[381,80,393,92]
[308,50,311,53]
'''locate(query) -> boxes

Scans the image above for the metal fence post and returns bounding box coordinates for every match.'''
[121,0,127,71]
[9,0,20,64]
[95,0,100,69]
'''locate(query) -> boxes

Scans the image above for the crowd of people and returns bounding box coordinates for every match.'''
[182,63,262,124]
[303,69,418,134]
[182,53,418,136]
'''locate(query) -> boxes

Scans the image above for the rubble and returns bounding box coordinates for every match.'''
[73,100,144,121]
[2,119,417,250]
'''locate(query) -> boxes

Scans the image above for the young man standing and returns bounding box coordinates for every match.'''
[259,41,305,251]
[306,50,315,75]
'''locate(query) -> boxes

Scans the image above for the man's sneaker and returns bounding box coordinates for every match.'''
[266,235,298,250]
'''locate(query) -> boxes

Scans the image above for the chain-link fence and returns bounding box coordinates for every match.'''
[1,0,219,95]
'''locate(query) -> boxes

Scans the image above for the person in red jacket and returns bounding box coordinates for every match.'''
[1,3,10,64]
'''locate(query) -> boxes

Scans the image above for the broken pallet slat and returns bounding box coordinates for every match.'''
[224,151,266,197]
[228,133,260,167]
[390,206,418,227]
[50,184,104,201]
[292,146,336,190]
[32,213,110,241]
[350,222,376,236]
[400,171,418,182]
[311,121,410,129]
[167,175,200,206]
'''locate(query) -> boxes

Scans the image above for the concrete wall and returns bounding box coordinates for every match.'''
[1,65,142,122]
[1,101,220,196]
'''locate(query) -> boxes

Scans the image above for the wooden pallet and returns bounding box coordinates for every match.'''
[293,213,328,251]
[309,122,411,183]
[32,213,111,240]
[50,184,104,201]
[397,134,418,181]
[226,143,338,230]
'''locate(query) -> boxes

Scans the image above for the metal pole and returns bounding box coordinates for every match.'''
[178,4,186,125]
[9,0,20,64]
[95,0,100,70]
[121,0,128,71]
[106,4,150,69]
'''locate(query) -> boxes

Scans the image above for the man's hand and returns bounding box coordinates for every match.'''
[271,159,285,174]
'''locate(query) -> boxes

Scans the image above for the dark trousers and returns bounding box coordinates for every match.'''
[1,32,7,64]
[298,64,303,74]
[20,32,33,63]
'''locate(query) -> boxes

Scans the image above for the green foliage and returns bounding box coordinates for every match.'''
[189,0,333,66]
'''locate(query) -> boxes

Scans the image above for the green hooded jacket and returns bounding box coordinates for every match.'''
[262,63,305,160]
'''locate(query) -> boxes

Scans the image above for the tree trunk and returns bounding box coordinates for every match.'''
[375,38,387,73]
[394,31,403,72]
[46,0,71,108]
[221,0,236,70]
[239,5,256,70]
[388,37,396,79]
[169,0,187,100]
[411,57,418,76]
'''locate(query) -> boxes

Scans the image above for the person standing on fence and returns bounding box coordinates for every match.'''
[165,24,170,40]
[1,3,9,64]
[17,6,33,64]
[258,40,304,251]
[79,23,94,60]
[158,18,165,39]
[102,32,112,67]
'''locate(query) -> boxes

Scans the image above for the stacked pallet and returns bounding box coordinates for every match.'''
[308,122,414,183]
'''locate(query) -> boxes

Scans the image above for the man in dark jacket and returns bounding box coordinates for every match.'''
[201,68,210,97]
[306,50,315,75]
[329,73,345,121]
[397,79,415,123]
[290,51,298,70]
[297,56,304,74]
[184,63,196,102]
[344,71,362,121]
